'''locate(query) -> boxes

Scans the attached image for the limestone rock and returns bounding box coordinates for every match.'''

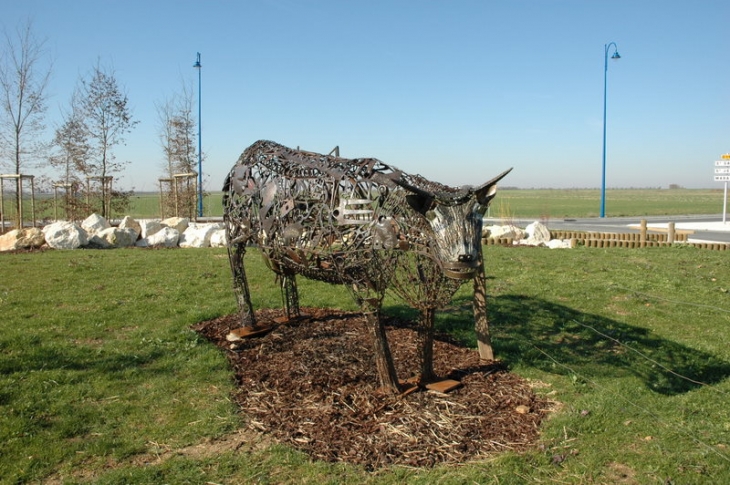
[485,224,525,240]
[42,221,88,250]
[81,213,110,235]
[179,223,220,248]
[118,216,141,239]
[525,221,551,244]
[209,229,227,247]
[136,226,179,248]
[547,239,572,249]
[161,217,189,234]
[91,227,139,248]
[0,228,46,252]
[138,219,163,239]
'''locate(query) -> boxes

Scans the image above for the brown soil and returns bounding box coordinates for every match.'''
[193,308,552,470]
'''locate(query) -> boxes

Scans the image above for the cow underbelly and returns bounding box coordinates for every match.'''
[259,244,372,285]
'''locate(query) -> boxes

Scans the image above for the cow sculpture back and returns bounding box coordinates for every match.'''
[223,140,511,392]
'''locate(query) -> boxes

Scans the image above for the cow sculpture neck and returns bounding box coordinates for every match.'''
[223,140,511,393]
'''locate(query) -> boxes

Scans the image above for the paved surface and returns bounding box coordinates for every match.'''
[484,215,730,244]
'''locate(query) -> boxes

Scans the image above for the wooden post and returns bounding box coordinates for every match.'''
[640,219,647,248]
[668,222,675,243]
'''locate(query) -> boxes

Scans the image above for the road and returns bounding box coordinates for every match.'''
[484,215,730,244]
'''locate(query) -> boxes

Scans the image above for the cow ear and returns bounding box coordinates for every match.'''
[405,193,434,214]
[475,168,513,205]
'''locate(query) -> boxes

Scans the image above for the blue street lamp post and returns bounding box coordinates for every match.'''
[193,52,203,218]
[600,42,620,218]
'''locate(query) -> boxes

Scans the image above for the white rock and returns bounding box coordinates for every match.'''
[179,223,218,248]
[485,224,525,240]
[209,229,227,247]
[42,221,89,250]
[0,228,45,252]
[525,221,551,244]
[118,216,141,238]
[92,227,139,248]
[138,219,163,239]
[161,217,190,233]
[81,213,110,235]
[136,226,179,248]
[547,239,572,249]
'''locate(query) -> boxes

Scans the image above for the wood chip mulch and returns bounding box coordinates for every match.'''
[193,308,551,469]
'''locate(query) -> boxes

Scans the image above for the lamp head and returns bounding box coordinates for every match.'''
[611,51,621,60]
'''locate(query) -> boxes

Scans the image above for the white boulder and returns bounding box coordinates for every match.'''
[0,228,46,252]
[136,226,180,248]
[485,224,525,240]
[547,239,572,249]
[179,223,220,248]
[209,229,227,248]
[42,221,89,250]
[525,221,551,244]
[138,219,164,239]
[118,216,141,239]
[91,227,139,248]
[81,213,110,235]
[161,217,190,234]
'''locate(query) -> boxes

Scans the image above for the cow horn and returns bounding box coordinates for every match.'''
[474,168,513,205]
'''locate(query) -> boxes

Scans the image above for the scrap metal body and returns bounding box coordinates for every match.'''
[223,140,510,391]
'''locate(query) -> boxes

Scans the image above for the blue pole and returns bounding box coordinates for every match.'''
[194,52,203,218]
[601,42,620,218]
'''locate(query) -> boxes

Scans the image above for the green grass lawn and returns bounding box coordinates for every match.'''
[2,245,729,483]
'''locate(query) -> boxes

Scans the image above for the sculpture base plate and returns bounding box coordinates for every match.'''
[226,325,274,341]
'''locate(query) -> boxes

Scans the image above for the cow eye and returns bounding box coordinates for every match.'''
[405,194,434,214]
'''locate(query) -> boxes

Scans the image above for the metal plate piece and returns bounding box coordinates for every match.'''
[425,379,463,394]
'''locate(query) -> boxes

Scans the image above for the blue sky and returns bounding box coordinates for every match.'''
[3,0,729,192]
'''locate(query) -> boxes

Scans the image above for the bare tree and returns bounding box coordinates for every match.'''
[75,61,137,217]
[48,93,92,220]
[0,20,52,227]
[156,82,198,218]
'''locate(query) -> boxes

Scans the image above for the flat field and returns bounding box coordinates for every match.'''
[493,188,724,219]
[126,188,723,219]
[1,245,729,483]
[5,188,723,222]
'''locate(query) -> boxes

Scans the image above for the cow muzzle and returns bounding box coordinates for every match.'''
[442,258,480,280]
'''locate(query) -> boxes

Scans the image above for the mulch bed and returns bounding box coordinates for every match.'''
[193,308,552,469]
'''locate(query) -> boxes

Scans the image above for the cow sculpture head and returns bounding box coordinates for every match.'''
[397,168,512,279]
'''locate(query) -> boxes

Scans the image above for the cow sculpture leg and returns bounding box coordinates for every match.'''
[280,271,301,320]
[472,257,494,361]
[228,242,257,328]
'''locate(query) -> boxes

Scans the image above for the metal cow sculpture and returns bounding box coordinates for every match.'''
[223,140,511,393]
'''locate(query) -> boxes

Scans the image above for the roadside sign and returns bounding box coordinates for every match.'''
[716,154,730,223]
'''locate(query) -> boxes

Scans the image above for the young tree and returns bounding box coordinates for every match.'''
[48,94,91,220]
[0,20,52,227]
[156,83,198,218]
[75,61,137,217]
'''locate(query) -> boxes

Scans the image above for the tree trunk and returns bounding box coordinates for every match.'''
[417,307,436,384]
[365,309,400,393]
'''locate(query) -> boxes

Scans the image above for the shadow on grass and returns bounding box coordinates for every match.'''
[387,294,730,396]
